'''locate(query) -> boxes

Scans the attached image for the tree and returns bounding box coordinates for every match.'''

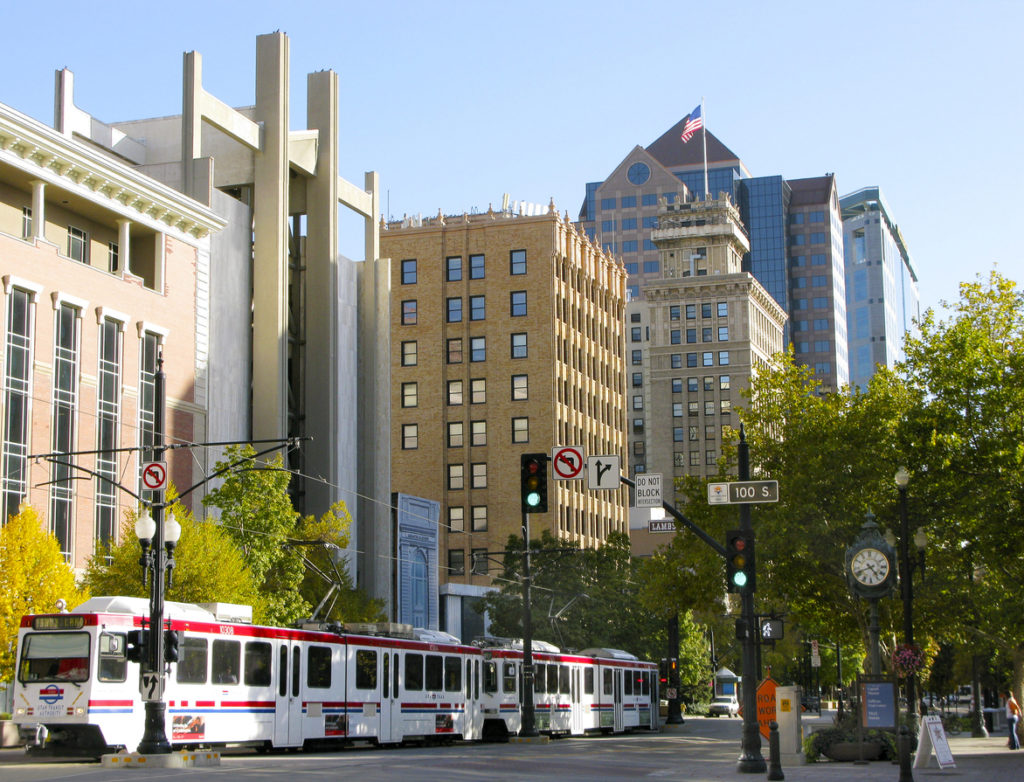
[0,505,88,683]
[899,271,1024,700]
[293,503,385,623]
[83,500,259,610]
[202,444,308,626]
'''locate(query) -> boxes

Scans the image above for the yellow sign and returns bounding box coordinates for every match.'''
[780,698,791,712]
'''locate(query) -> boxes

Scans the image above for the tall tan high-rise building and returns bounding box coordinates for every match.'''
[627,192,786,524]
[382,206,628,636]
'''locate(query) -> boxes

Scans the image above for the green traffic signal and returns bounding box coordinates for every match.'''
[725,529,755,593]
[520,453,548,513]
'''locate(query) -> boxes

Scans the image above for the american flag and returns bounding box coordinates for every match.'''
[680,105,703,143]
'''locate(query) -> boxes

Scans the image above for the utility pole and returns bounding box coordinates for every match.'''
[520,509,537,737]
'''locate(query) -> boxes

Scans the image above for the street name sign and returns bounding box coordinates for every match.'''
[634,473,662,507]
[707,480,779,504]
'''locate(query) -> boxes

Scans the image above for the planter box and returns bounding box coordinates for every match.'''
[822,741,882,762]
[1,721,23,748]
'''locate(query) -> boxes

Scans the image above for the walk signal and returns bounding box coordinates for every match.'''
[520,453,548,513]
[725,529,756,593]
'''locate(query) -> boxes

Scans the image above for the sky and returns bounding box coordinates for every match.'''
[1,0,1021,316]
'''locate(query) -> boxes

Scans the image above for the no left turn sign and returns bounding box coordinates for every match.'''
[141,461,168,491]
[551,446,584,480]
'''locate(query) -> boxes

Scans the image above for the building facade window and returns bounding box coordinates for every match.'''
[447,338,463,364]
[718,326,729,341]
[448,549,465,576]
[471,506,487,532]
[401,341,417,366]
[447,422,464,448]
[470,337,486,362]
[447,464,464,490]
[448,379,463,405]
[510,249,527,275]
[448,506,465,533]
[401,299,417,325]
[447,297,462,323]
[717,302,728,317]
[718,351,730,365]
[446,256,462,281]
[469,253,485,279]
[67,226,89,264]
[107,242,119,274]
[511,374,528,400]
[21,207,32,239]
[402,423,419,449]
[401,382,418,407]
[510,333,527,359]
[50,303,81,559]
[510,291,527,317]
[512,416,529,442]
[1,287,33,524]
[471,420,487,446]
[470,378,486,404]
[138,332,160,504]
[471,463,487,489]
[95,317,121,553]
[470,295,486,321]
[401,259,417,284]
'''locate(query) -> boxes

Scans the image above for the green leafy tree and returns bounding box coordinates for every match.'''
[0,505,88,683]
[202,444,307,626]
[899,271,1024,700]
[294,503,385,623]
[83,500,259,610]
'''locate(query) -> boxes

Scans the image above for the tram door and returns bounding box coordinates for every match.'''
[275,644,304,746]
[571,668,583,735]
[379,651,397,743]
[613,668,624,732]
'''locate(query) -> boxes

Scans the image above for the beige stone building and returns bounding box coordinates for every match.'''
[626,192,786,550]
[382,206,629,631]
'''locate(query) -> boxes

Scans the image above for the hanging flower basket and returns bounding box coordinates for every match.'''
[892,644,925,677]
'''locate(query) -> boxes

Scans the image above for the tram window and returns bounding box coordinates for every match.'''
[503,663,517,693]
[475,660,480,700]
[624,670,633,695]
[98,632,127,682]
[245,642,272,687]
[642,671,650,696]
[18,632,90,683]
[547,664,558,694]
[212,639,240,684]
[559,666,570,694]
[425,655,443,691]
[307,646,332,688]
[383,654,390,698]
[465,659,471,698]
[484,662,498,693]
[405,653,423,691]
[533,664,545,694]
[444,656,461,692]
[603,669,613,696]
[584,668,594,695]
[356,650,377,689]
[176,638,208,684]
[279,646,288,696]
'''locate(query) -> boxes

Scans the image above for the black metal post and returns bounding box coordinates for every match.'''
[836,642,844,720]
[666,613,683,724]
[137,356,170,754]
[897,480,918,735]
[520,511,537,737]
[736,427,766,773]
[868,599,881,676]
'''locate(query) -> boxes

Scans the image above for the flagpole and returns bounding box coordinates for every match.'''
[701,96,709,200]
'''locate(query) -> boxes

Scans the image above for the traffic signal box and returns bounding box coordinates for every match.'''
[725,529,756,593]
[520,453,548,513]
[126,629,147,663]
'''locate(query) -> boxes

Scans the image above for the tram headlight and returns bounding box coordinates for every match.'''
[75,707,86,715]
[15,707,26,716]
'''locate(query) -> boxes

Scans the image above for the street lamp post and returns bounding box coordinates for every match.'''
[894,466,922,735]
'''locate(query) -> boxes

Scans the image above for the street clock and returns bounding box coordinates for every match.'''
[845,513,896,599]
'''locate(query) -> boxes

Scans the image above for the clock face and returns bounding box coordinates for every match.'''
[851,547,890,586]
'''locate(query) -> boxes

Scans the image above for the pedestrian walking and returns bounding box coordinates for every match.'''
[1005,691,1021,750]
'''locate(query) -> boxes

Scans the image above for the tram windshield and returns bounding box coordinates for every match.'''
[18,632,90,683]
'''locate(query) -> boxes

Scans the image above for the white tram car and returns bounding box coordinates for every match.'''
[12,597,658,756]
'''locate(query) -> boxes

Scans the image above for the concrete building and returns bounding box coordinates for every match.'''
[840,187,919,389]
[0,99,223,567]
[382,206,628,640]
[626,193,786,493]
[0,34,391,607]
[580,119,849,394]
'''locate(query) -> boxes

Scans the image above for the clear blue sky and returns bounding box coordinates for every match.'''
[2,0,1021,315]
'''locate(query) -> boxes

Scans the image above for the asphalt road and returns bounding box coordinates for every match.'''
[0,714,1019,782]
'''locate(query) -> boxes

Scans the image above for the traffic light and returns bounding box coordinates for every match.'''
[125,629,147,663]
[164,629,181,663]
[520,453,548,513]
[725,529,756,593]
[659,659,669,687]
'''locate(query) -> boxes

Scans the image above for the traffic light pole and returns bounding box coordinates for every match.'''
[736,430,766,773]
[520,509,538,737]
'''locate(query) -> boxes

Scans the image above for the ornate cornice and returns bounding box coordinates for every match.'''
[0,103,224,241]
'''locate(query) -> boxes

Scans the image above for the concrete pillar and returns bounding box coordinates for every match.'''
[182,51,204,202]
[116,219,131,275]
[251,32,290,443]
[31,180,45,240]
